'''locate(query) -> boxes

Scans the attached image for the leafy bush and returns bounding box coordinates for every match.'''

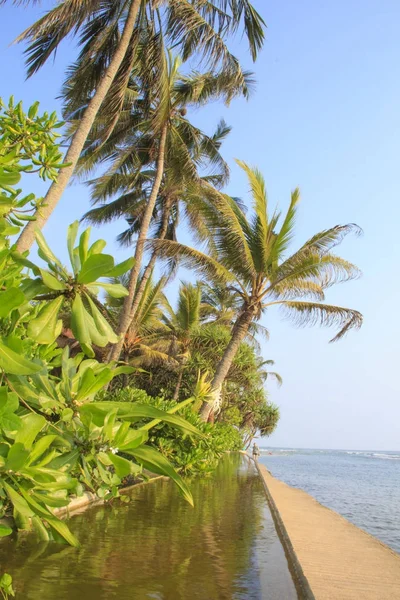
[100,387,244,475]
[0,99,199,547]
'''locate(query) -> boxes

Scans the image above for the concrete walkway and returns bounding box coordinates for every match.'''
[256,462,400,600]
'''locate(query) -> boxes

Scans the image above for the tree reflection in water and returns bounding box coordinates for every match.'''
[0,455,296,599]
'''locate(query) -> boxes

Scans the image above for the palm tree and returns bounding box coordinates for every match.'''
[88,51,252,362]
[81,114,233,346]
[256,358,283,387]
[7,0,266,252]
[158,282,203,401]
[150,161,363,420]
[105,271,173,371]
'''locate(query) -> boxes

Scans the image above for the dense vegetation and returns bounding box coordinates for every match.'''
[0,3,362,578]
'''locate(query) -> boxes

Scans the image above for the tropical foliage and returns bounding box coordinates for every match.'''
[0,0,364,569]
[151,162,363,419]
[99,387,243,475]
[0,101,201,548]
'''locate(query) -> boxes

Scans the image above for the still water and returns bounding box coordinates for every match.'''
[0,455,297,599]
[261,448,400,554]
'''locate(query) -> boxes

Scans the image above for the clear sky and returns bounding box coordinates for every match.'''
[1,0,399,451]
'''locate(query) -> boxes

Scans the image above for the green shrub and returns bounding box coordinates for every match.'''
[0,99,199,547]
[101,387,244,475]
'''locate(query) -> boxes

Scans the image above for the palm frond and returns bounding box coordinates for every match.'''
[15,0,109,77]
[270,188,300,264]
[268,300,363,342]
[148,238,234,283]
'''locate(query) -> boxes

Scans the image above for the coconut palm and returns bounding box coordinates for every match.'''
[200,280,270,350]
[158,282,204,401]
[105,271,172,370]
[7,0,266,252]
[88,51,252,362]
[81,115,233,338]
[150,161,363,420]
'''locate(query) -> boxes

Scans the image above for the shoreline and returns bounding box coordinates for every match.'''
[252,456,400,600]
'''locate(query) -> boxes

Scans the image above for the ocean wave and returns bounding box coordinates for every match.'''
[345,451,400,460]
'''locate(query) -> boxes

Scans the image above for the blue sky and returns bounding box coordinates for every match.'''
[1,0,399,450]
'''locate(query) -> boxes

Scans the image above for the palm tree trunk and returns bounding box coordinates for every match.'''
[127,194,174,327]
[15,0,142,254]
[117,197,173,349]
[172,366,184,401]
[109,123,168,362]
[200,306,255,422]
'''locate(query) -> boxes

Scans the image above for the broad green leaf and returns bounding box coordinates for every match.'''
[118,429,148,451]
[71,295,94,358]
[5,442,29,471]
[0,387,18,413]
[107,453,137,478]
[78,254,114,284]
[125,445,193,506]
[88,239,106,256]
[78,228,91,266]
[142,397,196,431]
[46,449,79,471]
[31,515,50,542]
[3,481,34,518]
[108,257,135,278]
[32,491,70,508]
[113,421,131,447]
[17,485,80,547]
[0,169,20,187]
[0,524,12,537]
[75,367,114,401]
[20,277,48,300]
[67,221,79,272]
[103,409,117,441]
[80,402,201,437]
[35,229,63,269]
[93,282,129,298]
[0,412,21,432]
[39,269,66,291]
[28,435,58,465]
[10,252,40,276]
[0,288,25,318]
[0,338,43,374]
[86,296,119,343]
[85,311,109,348]
[15,413,46,450]
[27,296,64,344]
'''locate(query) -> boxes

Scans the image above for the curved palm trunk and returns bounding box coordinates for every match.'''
[16,0,142,254]
[109,123,168,362]
[200,307,255,422]
[126,194,174,328]
[172,366,184,401]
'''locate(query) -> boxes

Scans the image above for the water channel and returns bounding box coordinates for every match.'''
[0,454,297,599]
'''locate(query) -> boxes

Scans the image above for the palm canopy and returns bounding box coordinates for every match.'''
[80,104,234,246]
[12,0,264,128]
[74,45,250,180]
[152,160,363,343]
[161,282,203,354]
[105,271,173,368]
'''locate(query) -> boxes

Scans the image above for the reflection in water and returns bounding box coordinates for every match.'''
[0,455,297,599]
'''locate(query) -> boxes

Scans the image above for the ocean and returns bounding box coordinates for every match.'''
[260,448,400,554]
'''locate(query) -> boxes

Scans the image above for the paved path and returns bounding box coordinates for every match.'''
[257,463,400,600]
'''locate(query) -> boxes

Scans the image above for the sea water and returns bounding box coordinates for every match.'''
[260,448,400,553]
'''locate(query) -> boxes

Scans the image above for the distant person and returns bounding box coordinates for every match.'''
[252,443,260,461]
